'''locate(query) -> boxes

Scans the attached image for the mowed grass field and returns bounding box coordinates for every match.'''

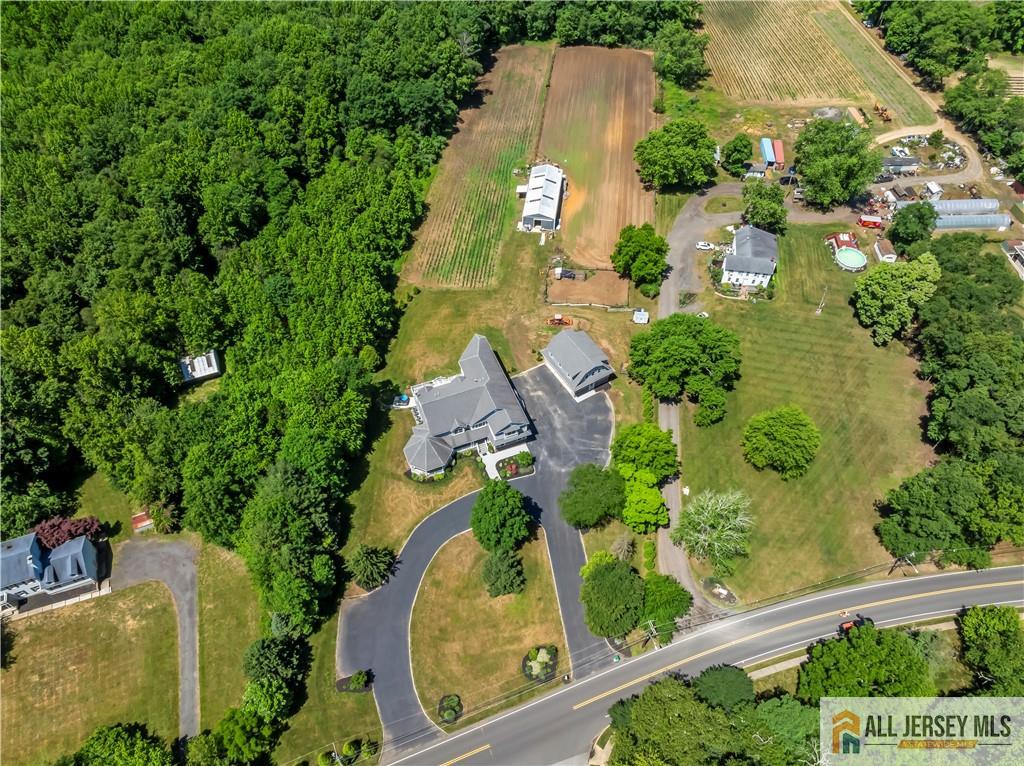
[679,225,933,601]
[197,543,263,729]
[539,46,656,268]
[703,0,869,102]
[1,583,178,765]
[813,8,934,126]
[410,532,565,726]
[405,43,554,289]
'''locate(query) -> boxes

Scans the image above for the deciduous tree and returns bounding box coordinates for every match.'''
[958,605,1024,695]
[634,119,717,191]
[693,665,755,711]
[887,202,938,254]
[794,120,881,208]
[741,405,821,480]
[721,133,753,177]
[611,424,679,485]
[642,572,692,642]
[671,489,753,575]
[742,178,787,233]
[470,480,530,553]
[580,558,644,637]
[612,223,669,293]
[852,253,941,344]
[559,464,626,528]
[652,22,709,88]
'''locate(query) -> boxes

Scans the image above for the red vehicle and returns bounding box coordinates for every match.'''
[839,616,874,635]
[858,214,883,228]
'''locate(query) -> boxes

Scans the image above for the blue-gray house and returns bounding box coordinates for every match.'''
[1,532,100,608]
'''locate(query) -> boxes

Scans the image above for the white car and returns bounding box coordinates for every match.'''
[695,241,715,251]
[697,311,710,319]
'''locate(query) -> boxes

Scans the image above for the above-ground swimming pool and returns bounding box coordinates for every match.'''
[835,246,867,272]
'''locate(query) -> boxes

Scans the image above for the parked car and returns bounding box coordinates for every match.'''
[839,615,873,635]
[695,241,715,251]
[875,173,894,183]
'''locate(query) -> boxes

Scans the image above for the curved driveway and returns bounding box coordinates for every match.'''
[339,364,614,751]
[388,566,1024,765]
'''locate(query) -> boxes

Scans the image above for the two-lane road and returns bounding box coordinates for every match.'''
[385,566,1024,765]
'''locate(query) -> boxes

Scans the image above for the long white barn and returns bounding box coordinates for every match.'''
[521,164,564,231]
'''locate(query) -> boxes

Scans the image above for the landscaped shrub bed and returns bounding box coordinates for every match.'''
[437,694,463,725]
[497,451,535,480]
[521,645,559,683]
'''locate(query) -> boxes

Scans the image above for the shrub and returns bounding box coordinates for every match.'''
[345,544,397,590]
[362,740,379,758]
[243,636,309,682]
[348,670,369,691]
[482,550,526,597]
[643,539,657,571]
[33,515,101,549]
[317,752,333,766]
[611,533,634,561]
[515,450,534,468]
[741,405,821,480]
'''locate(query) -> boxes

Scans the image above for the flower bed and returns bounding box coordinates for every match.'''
[521,644,559,683]
[497,450,535,480]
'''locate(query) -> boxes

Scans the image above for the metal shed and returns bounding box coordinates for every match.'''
[935,213,1012,230]
[772,139,785,170]
[894,198,1000,214]
[759,137,775,166]
[521,164,564,231]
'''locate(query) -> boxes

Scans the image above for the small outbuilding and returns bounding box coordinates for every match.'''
[542,329,615,398]
[632,308,650,324]
[772,139,785,171]
[759,137,776,167]
[935,213,1012,230]
[874,239,898,263]
[882,157,920,174]
[745,162,767,179]
[895,198,1000,215]
[520,164,564,231]
[180,350,221,384]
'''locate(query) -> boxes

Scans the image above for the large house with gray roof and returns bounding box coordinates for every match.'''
[403,335,530,476]
[542,329,614,398]
[722,225,778,288]
[1,532,100,609]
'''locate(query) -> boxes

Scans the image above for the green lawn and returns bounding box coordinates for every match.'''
[704,196,744,214]
[275,614,382,765]
[582,520,649,575]
[75,471,136,543]
[679,225,933,601]
[197,543,263,729]
[814,9,934,127]
[918,629,973,694]
[1,583,178,765]
[656,192,690,237]
[410,531,565,727]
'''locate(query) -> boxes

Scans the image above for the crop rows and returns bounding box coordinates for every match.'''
[702,0,869,102]
[411,46,552,289]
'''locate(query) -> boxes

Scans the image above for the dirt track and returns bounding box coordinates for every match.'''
[539,47,656,269]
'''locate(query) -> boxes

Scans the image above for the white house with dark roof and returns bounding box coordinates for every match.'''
[1,532,100,609]
[520,164,564,231]
[403,335,531,476]
[722,225,778,288]
[542,329,614,398]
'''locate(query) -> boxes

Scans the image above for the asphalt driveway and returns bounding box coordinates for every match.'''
[111,538,199,738]
[338,364,613,754]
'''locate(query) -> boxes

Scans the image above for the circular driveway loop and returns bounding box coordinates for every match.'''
[338,364,614,754]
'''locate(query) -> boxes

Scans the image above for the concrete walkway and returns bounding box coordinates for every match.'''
[111,538,199,739]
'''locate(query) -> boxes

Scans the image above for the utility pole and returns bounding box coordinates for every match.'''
[643,620,660,649]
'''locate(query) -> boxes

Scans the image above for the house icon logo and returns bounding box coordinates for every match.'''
[832,710,861,754]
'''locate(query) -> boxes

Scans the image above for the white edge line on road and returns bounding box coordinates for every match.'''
[385,574,1024,766]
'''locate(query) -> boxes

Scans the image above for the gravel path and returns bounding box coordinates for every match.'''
[112,539,199,739]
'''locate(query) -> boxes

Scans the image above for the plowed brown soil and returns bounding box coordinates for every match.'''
[539,47,656,268]
[547,270,629,306]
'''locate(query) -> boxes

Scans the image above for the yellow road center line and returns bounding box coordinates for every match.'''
[573,579,1023,710]
[439,743,491,766]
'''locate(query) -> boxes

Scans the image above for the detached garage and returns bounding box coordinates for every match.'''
[542,329,614,398]
[521,164,565,231]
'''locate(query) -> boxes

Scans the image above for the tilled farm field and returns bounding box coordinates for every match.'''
[703,0,870,102]
[538,47,656,269]
[405,44,554,288]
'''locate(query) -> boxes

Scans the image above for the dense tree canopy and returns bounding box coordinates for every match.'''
[634,119,718,191]
[741,178,787,233]
[944,69,1024,177]
[852,253,942,345]
[611,424,680,485]
[612,224,669,296]
[887,202,938,254]
[54,724,173,766]
[628,314,741,424]
[641,572,692,642]
[741,405,821,480]
[470,480,531,554]
[794,120,881,209]
[692,666,755,712]
[652,21,709,88]
[797,624,936,704]
[721,133,753,177]
[559,463,626,528]
[579,558,645,637]
[958,605,1024,696]
[619,465,670,533]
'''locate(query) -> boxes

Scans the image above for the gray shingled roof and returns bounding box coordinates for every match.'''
[44,536,90,587]
[541,330,613,395]
[1,532,41,587]
[404,335,529,473]
[724,225,778,277]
